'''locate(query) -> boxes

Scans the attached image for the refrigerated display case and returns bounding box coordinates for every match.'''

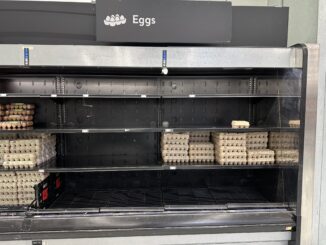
[0,44,318,244]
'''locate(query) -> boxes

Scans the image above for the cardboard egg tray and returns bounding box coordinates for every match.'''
[289,120,300,128]
[189,131,210,142]
[274,149,299,164]
[0,121,33,130]
[247,149,275,165]
[1,135,56,169]
[213,133,247,165]
[189,142,215,164]
[0,199,18,206]
[231,120,250,129]
[0,170,47,206]
[161,133,190,164]
[162,156,190,164]
[246,132,268,150]
[269,132,299,150]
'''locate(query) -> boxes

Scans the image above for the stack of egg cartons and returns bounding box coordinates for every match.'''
[246,132,275,165]
[0,104,4,121]
[213,133,247,165]
[0,172,18,206]
[3,134,56,169]
[269,132,299,165]
[188,132,214,164]
[0,103,34,130]
[161,132,189,165]
[16,172,48,205]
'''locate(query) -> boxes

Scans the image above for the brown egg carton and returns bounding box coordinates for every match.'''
[5,103,35,110]
[4,109,34,116]
[0,121,33,130]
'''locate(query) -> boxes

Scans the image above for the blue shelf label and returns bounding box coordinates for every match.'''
[24,48,29,66]
[162,50,167,67]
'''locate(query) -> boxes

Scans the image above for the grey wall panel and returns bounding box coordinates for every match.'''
[0,1,288,46]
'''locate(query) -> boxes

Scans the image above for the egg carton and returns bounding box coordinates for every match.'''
[269,132,299,145]
[0,134,17,140]
[247,149,275,158]
[215,151,247,158]
[0,176,17,183]
[161,151,189,157]
[214,140,247,147]
[3,115,33,121]
[0,111,4,116]
[215,146,247,153]
[212,133,247,141]
[4,108,34,116]
[16,172,48,182]
[161,139,189,145]
[161,132,190,141]
[3,161,37,169]
[189,155,215,163]
[0,199,19,206]
[189,131,210,142]
[18,198,34,205]
[0,172,16,178]
[189,142,214,151]
[161,145,189,151]
[0,121,33,130]
[162,156,189,164]
[217,159,248,165]
[18,193,35,199]
[5,104,35,110]
[247,143,268,150]
[0,104,5,110]
[0,182,17,189]
[189,151,215,156]
[18,133,52,139]
[274,149,299,164]
[231,120,250,129]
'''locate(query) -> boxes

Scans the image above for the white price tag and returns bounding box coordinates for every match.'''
[82,129,89,133]
[170,166,176,170]
[39,169,45,173]
[0,94,7,97]
[83,94,89,98]
[189,94,196,98]
[165,129,173,132]
[51,94,57,98]
[140,94,147,98]
[124,129,130,132]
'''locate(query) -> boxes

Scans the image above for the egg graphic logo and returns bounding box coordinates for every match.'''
[104,14,127,27]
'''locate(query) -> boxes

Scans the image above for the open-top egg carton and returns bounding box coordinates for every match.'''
[189,142,214,164]
[213,133,247,165]
[246,132,268,150]
[269,132,299,150]
[274,149,299,165]
[247,149,275,165]
[231,120,250,129]
[161,133,189,164]
[189,131,210,142]
[289,120,300,128]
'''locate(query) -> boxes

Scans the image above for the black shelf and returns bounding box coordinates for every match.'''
[0,94,301,99]
[9,157,298,173]
[0,127,300,134]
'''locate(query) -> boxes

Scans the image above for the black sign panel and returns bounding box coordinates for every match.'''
[96,0,232,44]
